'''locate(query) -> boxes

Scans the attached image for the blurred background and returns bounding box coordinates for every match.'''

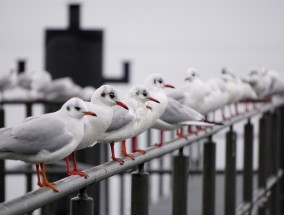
[0,0,284,214]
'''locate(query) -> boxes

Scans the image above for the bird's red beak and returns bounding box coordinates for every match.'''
[115,101,129,110]
[147,97,160,103]
[83,111,97,116]
[164,84,175,88]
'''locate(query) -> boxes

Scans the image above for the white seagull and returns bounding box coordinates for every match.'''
[96,85,160,165]
[0,97,97,192]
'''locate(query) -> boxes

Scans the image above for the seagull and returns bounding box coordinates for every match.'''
[167,68,212,115]
[206,77,229,121]
[76,85,128,151]
[18,70,51,99]
[43,77,81,101]
[221,68,257,112]
[220,68,243,116]
[151,97,218,146]
[95,85,160,165]
[0,69,18,101]
[0,97,97,192]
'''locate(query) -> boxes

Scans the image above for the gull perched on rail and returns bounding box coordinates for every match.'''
[95,85,160,165]
[0,97,97,192]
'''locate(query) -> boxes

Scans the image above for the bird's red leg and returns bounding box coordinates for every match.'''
[187,126,198,135]
[222,107,227,121]
[40,163,59,192]
[176,128,188,140]
[121,140,135,160]
[154,130,164,147]
[235,103,240,115]
[71,152,89,178]
[36,164,43,187]
[110,142,124,165]
[132,136,146,154]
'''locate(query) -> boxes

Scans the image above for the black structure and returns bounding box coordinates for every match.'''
[45,4,129,87]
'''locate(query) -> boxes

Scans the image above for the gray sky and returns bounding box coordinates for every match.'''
[0,0,284,91]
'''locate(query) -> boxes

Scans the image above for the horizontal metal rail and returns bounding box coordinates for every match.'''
[0,100,283,215]
[236,170,283,215]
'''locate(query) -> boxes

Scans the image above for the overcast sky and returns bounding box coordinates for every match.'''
[1,0,284,91]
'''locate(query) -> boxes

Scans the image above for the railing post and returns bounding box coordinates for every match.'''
[270,110,280,215]
[279,105,284,214]
[70,187,94,215]
[258,113,268,215]
[25,103,33,194]
[172,147,189,215]
[0,107,5,203]
[202,137,216,215]
[243,119,253,208]
[131,163,149,215]
[224,126,237,215]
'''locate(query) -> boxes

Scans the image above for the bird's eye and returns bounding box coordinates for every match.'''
[192,73,195,77]
[101,92,106,97]
[158,79,163,84]
[67,106,70,111]
[143,90,147,97]
[75,106,81,111]
[109,92,115,99]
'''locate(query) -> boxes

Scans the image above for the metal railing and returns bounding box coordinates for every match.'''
[0,99,284,215]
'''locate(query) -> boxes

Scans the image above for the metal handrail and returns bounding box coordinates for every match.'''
[0,100,283,215]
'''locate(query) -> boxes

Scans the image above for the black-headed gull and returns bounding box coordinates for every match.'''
[76,85,128,151]
[96,85,160,165]
[0,97,97,191]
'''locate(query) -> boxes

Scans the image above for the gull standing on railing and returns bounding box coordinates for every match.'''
[74,85,128,166]
[221,68,257,112]
[95,85,160,165]
[0,97,97,192]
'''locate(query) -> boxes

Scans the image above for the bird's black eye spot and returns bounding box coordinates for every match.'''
[67,106,70,111]
[142,90,147,97]
[109,92,115,99]
[101,92,106,97]
[75,106,81,111]
[158,79,163,84]
[192,73,195,77]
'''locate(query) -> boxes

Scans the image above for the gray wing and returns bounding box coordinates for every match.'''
[0,116,73,155]
[166,88,186,103]
[106,105,134,132]
[160,98,203,124]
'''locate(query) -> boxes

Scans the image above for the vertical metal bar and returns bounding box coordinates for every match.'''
[279,105,284,214]
[202,137,216,215]
[172,148,189,215]
[270,110,280,215]
[131,164,149,215]
[120,175,124,215]
[224,126,237,215]
[71,187,94,215]
[258,114,268,215]
[243,119,253,205]
[159,157,163,197]
[0,107,5,203]
[25,103,33,194]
